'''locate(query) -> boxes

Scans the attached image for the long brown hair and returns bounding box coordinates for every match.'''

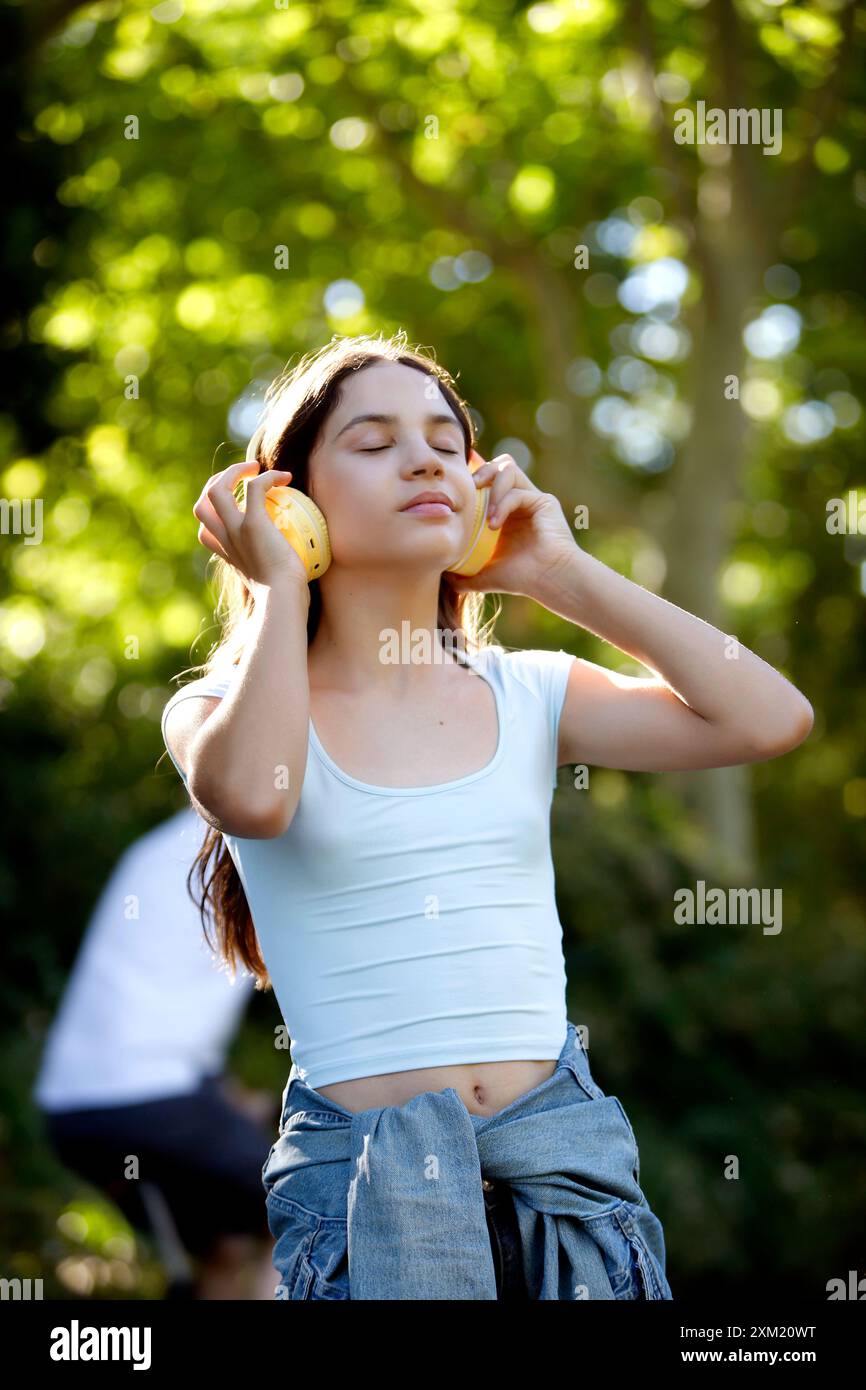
[172,330,502,989]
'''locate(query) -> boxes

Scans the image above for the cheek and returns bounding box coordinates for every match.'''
[315,477,392,561]
[311,464,371,524]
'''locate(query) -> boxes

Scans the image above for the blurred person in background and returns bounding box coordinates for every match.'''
[32,806,279,1300]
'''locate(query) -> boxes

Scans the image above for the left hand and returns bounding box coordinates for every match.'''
[449,450,579,597]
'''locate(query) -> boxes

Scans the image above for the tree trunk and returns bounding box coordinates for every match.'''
[660,174,764,878]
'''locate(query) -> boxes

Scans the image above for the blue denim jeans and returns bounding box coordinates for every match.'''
[262,1020,673,1300]
[482,1175,527,1299]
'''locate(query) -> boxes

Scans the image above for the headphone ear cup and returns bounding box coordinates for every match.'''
[269,488,332,582]
[237,479,332,581]
[446,460,501,577]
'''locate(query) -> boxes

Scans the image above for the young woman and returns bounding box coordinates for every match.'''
[161,330,813,1301]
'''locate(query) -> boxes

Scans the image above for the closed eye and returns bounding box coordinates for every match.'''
[359,446,461,454]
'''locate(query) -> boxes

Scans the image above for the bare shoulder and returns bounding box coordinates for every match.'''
[163,688,224,781]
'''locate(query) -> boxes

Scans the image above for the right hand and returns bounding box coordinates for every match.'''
[193,460,311,594]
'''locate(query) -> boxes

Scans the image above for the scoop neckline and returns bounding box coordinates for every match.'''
[308,649,505,797]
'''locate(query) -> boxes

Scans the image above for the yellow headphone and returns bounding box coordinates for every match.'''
[235,429,500,581]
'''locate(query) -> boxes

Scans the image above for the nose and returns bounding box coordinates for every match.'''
[402,440,448,475]
[407,458,445,477]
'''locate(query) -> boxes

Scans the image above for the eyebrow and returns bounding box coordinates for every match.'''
[333,412,463,440]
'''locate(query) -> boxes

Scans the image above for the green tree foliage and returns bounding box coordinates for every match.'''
[2,0,864,1298]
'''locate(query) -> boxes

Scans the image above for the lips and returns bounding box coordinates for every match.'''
[400,491,456,510]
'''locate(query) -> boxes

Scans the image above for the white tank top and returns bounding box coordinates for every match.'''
[160,644,577,1088]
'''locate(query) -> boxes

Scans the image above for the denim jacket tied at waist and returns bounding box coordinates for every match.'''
[262,1020,673,1301]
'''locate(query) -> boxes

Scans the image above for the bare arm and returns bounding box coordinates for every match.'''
[164,455,313,837]
[534,548,814,772]
[165,578,311,837]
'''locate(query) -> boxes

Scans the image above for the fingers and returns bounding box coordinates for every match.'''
[196,460,260,537]
[242,468,293,513]
[471,453,533,522]
[208,459,262,492]
[193,461,299,576]
[472,453,517,485]
[194,492,232,552]
[197,523,230,562]
[488,492,519,529]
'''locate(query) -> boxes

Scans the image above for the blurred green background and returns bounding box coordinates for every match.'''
[1,0,864,1299]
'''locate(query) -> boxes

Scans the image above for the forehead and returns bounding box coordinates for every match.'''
[332,360,458,423]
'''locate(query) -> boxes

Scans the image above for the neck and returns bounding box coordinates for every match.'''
[308,567,466,692]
